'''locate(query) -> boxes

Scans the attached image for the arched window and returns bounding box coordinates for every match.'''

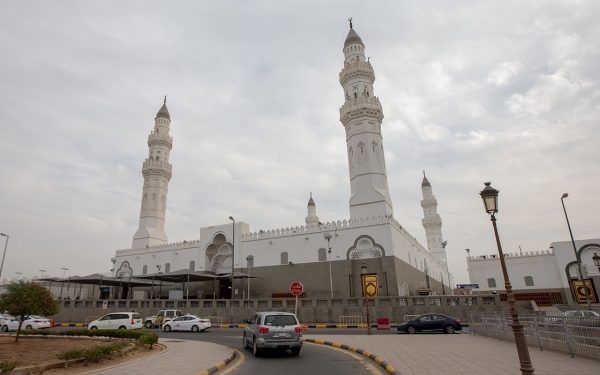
[151,194,157,209]
[143,194,148,210]
[165,263,170,273]
[348,147,354,168]
[357,142,366,164]
[318,248,327,261]
[524,276,534,286]
[487,278,497,288]
[142,265,147,275]
[189,261,195,271]
[280,252,288,265]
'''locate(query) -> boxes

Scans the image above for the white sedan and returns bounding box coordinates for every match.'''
[1,316,51,331]
[162,315,211,332]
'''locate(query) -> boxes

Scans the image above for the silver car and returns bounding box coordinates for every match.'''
[242,312,303,356]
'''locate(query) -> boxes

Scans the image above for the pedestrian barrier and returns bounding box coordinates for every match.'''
[377,318,390,330]
[204,316,222,328]
[339,315,362,328]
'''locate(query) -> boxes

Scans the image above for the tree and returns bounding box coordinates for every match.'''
[0,281,60,342]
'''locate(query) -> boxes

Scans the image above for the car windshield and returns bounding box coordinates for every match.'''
[264,315,297,326]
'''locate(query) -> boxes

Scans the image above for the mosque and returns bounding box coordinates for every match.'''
[112,22,454,300]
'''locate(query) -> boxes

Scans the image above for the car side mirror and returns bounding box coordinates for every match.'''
[243,319,249,323]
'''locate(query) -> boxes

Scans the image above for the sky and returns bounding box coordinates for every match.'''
[0,1,599,285]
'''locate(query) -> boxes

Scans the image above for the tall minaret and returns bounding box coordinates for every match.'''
[132,98,173,249]
[305,192,320,226]
[339,19,393,219]
[420,172,447,266]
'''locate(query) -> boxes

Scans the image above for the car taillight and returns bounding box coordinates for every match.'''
[258,326,269,334]
[455,319,461,324]
[200,319,208,323]
[34,320,42,323]
[294,326,303,333]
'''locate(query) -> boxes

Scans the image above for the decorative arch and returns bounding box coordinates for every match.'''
[346,235,385,260]
[116,261,133,278]
[204,232,233,273]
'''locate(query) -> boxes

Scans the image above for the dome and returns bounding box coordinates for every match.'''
[308,193,315,207]
[155,103,170,120]
[344,28,363,48]
[422,174,431,188]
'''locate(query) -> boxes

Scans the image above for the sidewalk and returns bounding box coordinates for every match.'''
[304,332,600,375]
[86,338,234,375]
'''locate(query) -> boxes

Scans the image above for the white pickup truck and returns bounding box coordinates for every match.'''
[144,309,183,328]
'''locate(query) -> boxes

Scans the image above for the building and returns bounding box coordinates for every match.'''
[467,238,600,306]
[112,23,453,300]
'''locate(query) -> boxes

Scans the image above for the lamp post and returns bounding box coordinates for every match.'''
[0,233,9,280]
[560,193,593,310]
[60,268,69,298]
[324,232,333,298]
[246,256,252,300]
[229,216,235,325]
[360,263,373,335]
[480,182,534,374]
[593,253,600,273]
[15,272,22,280]
[156,265,162,299]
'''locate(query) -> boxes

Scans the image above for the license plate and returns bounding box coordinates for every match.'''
[278,332,287,337]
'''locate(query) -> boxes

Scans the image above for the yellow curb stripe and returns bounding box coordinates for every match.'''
[348,346,357,352]
[215,361,226,369]
[196,372,208,375]
[374,357,383,364]
[385,365,396,373]
[337,324,347,328]
[315,324,327,328]
[238,324,246,328]
[362,351,371,357]
[332,343,342,348]
[315,339,325,344]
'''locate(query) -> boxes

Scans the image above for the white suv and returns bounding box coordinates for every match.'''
[88,312,143,330]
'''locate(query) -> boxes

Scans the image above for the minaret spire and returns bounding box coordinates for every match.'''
[420,173,447,266]
[305,192,320,226]
[340,24,393,219]
[132,99,174,249]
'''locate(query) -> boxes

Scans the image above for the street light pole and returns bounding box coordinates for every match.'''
[246,256,252,300]
[229,216,235,325]
[360,263,373,335]
[561,193,592,310]
[0,233,9,280]
[324,232,333,298]
[480,182,534,375]
[39,270,47,288]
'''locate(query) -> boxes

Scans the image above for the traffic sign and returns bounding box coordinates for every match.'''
[102,300,108,308]
[290,281,303,296]
[457,284,479,289]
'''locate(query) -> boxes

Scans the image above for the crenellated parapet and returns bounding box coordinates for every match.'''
[339,96,384,125]
[148,133,173,149]
[142,160,172,179]
[339,61,375,87]
[116,239,200,256]
[468,249,554,261]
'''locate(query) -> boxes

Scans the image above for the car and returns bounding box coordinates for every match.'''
[561,310,600,318]
[0,314,14,326]
[242,312,303,357]
[162,315,212,332]
[144,309,183,328]
[87,312,143,330]
[1,316,51,331]
[397,313,462,334]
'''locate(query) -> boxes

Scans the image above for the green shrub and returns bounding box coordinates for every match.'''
[137,332,159,349]
[56,348,84,368]
[0,358,21,373]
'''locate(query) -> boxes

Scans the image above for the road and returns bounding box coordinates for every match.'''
[156,327,389,375]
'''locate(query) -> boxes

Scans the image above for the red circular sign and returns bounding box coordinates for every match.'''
[290,281,303,296]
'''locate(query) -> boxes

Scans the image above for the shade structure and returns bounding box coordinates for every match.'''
[217,271,260,280]
[132,270,221,299]
[53,273,168,300]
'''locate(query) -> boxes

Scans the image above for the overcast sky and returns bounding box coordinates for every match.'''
[1,1,599,285]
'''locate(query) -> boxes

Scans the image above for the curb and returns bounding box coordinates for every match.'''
[220,324,380,329]
[303,338,400,375]
[196,351,236,375]
[55,323,88,327]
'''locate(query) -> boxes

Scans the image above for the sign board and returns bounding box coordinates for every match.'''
[290,281,303,296]
[102,300,108,308]
[457,284,479,289]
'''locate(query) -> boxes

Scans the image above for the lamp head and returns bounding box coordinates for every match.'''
[593,253,600,268]
[229,216,234,221]
[562,193,568,199]
[0,233,7,237]
[324,232,332,240]
[479,182,499,214]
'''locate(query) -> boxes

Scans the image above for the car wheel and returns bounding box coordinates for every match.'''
[444,325,455,334]
[243,333,250,349]
[1,325,8,332]
[291,348,300,356]
[26,325,33,330]
[407,325,417,334]
[90,326,98,330]
[253,337,261,357]
[163,325,171,332]
[192,325,199,332]
[145,321,153,328]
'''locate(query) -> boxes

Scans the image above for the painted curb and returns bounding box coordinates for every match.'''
[56,323,88,327]
[196,351,236,375]
[303,338,401,375]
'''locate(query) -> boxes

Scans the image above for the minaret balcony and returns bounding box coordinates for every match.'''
[339,96,384,124]
[142,160,173,179]
[339,61,376,86]
[148,134,173,149]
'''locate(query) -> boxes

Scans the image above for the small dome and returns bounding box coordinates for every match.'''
[344,28,363,48]
[308,193,315,207]
[156,103,170,120]
[422,174,431,188]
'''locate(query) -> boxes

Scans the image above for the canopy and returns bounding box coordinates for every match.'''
[217,271,260,280]
[132,270,220,283]
[55,273,159,287]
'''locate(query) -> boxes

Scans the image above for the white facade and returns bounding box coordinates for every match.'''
[113,24,453,294]
[420,173,447,267]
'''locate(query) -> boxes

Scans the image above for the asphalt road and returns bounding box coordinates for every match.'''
[156,327,388,375]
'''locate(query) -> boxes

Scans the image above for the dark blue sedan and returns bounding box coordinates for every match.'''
[397,314,462,334]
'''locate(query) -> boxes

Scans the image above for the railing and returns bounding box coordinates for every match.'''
[203,316,222,328]
[339,316,363,328]
[467,312,600,359]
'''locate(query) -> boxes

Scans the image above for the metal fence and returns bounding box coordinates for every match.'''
[467,311,600,359]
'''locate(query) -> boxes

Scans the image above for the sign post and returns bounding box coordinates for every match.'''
[290,281,303,317]
[102,300,107,316]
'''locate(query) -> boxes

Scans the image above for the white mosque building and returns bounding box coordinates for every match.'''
[112,23,454,300]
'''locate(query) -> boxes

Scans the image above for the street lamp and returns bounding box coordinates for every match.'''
[0,233,9,280]
[246,256,253,300]
[229,216,235,325]
[560,193,593,310]
[15,272,22,280]
[592,253,600,273]
[324,232,333,298]
[480,182,534,374]
[60,268,69,298]
[360,263,373,335]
